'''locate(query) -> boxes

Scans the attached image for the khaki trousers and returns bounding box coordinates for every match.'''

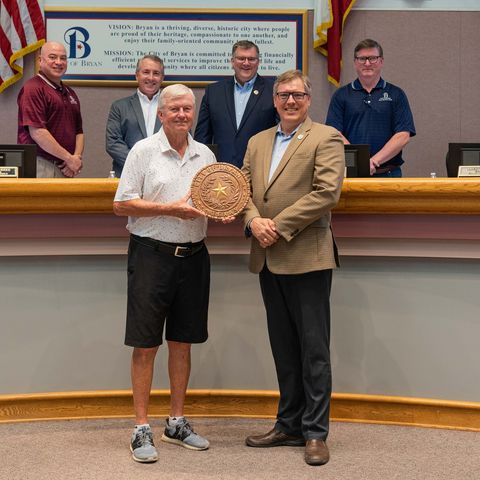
[36,155,65,178]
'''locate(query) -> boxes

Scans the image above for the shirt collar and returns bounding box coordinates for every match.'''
[157,128,198,159]
[234,74,257,90]
[276,122,302,139]
[37,72,64,91]
[351,77,387,91]
[137,88,160,102]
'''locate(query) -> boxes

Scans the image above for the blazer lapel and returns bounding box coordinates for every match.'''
[131,93,147,138]
[154,89,162,133]
[238,76,264,132]
[262,128,279,190]
[224,78,237,132]
[154,115,161,133]
[266,117,313,190]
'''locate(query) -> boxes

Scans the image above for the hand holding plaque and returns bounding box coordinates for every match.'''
[191,163,250,220]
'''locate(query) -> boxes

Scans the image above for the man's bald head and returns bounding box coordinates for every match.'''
[39,41,68,85]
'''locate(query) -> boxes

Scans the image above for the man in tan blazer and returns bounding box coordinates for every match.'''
[242,70,344,466]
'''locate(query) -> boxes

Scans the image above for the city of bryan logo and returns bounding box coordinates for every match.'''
[64,27,102,67]
[378,92,393,102]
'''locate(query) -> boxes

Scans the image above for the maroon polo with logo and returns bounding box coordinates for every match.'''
[17,74,83,165]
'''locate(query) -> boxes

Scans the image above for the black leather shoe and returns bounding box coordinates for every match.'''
[245,428,305,447]
[305,439,329,466]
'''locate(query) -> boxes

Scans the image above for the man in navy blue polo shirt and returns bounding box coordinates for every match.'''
[326,39,415,177]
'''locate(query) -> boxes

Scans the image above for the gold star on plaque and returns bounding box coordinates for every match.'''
[212,182,228,198]
[191,163,250,219]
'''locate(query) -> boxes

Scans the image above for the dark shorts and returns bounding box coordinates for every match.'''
[125,234,210,348]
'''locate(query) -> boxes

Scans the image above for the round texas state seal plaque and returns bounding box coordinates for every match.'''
[191,163,250,219]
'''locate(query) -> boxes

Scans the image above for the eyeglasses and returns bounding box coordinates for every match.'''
[355,55,382,64]
[276,92,309,102]
[234,56,259,63]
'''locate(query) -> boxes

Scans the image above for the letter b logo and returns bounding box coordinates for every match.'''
[64,27,91,59]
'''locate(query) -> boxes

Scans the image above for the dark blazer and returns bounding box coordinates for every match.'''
[194,75,277,168]
[106,92,161,177]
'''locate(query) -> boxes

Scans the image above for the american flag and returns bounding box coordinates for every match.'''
[0,0,45,93]
[314,0,356,87]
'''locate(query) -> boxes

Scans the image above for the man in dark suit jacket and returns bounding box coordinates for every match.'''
[242,70,345,467]
[106,55,164,177]
[194,40,277,168]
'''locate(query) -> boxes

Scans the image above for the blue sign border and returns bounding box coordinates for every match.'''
[45,9,307,86]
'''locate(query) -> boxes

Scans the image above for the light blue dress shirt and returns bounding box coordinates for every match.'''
[268,124,302,182]
[233,75,257,129]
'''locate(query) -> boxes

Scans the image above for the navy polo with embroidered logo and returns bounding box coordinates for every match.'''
[326,78,415,167]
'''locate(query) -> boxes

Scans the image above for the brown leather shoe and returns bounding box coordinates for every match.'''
[305,439,329,466]
[245,428,305,447]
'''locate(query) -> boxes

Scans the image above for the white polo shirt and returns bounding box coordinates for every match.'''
[114,127,216,243]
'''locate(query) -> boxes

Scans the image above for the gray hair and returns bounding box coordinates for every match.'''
[273,70,312,96]
[158,84,195,110]
[136,55,164,73]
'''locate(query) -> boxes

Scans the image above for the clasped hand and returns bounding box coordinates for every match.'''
[251,217,279,248]
[61,154,83,177]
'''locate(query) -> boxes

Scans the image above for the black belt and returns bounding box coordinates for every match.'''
[374,165,401,175]
[131,234,205,258]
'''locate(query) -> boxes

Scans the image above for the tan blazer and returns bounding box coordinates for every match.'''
[242,117,345,275]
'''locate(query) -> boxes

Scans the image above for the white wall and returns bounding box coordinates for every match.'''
[44,0,480,11]
[2,254,480,402]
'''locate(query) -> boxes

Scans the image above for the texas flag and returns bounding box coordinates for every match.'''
[314,0,356,87]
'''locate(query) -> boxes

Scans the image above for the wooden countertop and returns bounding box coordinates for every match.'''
[1,178,479,215]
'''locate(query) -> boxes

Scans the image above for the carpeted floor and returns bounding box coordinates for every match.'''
[1,417,479,480]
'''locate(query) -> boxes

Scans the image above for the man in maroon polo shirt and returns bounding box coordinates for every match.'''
[17,41,84,178]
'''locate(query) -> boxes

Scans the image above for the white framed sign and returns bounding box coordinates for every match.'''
[45,8,308,86]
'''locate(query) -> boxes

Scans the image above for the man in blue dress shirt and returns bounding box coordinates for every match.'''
[194,40,277,168]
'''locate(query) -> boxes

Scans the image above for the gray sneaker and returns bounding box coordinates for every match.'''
[130,425,158,463]
[161,417,209,450]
